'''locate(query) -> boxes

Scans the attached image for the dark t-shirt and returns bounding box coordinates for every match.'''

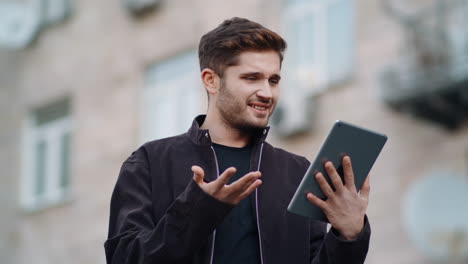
[212,143,260,264]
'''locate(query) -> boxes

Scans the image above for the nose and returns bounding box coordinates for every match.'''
[256,80,273,100]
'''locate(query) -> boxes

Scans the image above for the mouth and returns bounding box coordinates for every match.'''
[248,102,270,114]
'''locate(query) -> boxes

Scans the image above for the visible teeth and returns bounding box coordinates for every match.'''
[253,105,266,110]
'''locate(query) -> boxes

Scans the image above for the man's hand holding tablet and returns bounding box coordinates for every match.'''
[307,156,370,240]
[287,120,387,240]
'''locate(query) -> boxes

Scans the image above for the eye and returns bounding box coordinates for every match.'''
[269,79,280,85]
[243,76,257,81]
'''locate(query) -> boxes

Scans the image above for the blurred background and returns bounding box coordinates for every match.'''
[1,0,468,263]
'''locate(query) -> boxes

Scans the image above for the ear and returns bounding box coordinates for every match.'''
[201,68,220,97]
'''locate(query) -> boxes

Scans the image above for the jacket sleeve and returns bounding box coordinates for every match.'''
[104,148,233,264]
[310,216,371,264]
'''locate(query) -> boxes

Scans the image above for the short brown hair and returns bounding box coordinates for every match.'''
[198,17,287,77]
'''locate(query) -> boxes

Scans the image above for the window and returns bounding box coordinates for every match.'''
[21,98,72,211]
[270,0,355,136]
[282,0,355,94]
[123,0,160,15]
[0,0,73,49]
[141,51,202,143]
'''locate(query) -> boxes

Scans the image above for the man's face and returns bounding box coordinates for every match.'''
[215,50,281,132]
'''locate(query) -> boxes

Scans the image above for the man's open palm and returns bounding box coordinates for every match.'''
[192,165,262,205]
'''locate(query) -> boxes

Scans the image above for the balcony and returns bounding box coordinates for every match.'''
[379,0,468,130]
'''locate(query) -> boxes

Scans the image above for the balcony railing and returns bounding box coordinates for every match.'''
[379,0,468,129]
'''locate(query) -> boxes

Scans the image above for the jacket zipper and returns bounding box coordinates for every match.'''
[208,142,265,264]
[209,145,220,264]
[255,143,265,264]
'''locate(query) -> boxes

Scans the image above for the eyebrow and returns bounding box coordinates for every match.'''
[240,72,281,80]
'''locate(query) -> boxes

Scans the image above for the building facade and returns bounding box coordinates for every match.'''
[1,0,467,263]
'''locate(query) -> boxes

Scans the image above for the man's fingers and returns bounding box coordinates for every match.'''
[324,162,344,192]
[222,171,262,205]
[306,192,327,210]
[315,172,335,198]
[192,165,205,185]
[237,179,262,201]
[343,156,356,192]
[229,171,262,192]
[360,175,371,199]
[215,167,237,188]
[227,171,262,197]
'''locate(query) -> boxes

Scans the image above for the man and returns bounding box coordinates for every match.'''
[105,17,371,264]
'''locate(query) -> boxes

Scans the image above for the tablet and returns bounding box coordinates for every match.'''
[287,120,387,221]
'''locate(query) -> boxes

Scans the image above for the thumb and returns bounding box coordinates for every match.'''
[192,165,205,185]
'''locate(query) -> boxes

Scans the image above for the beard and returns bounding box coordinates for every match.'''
[215,80,274,134]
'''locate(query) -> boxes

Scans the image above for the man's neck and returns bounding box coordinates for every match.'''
[201,113,251,148]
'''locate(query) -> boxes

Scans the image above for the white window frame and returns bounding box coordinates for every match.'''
[20,110,72,211]
[270,0,355,136]
[140,51,202,143]
[281,0,355,95]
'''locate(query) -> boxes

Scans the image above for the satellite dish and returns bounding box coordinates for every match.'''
[0,2,42,49]
[402,172,468,262]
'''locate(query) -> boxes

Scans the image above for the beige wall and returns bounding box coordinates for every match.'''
[1,0,467,263]
[0,49,22,264]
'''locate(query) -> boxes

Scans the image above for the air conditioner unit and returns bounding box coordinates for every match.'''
[123,0,160,15]
[270,92,316,137]
[0,0,73,49]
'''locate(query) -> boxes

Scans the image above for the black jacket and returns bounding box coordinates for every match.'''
[105,115,370,264]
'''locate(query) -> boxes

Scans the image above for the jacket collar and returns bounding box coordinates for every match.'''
[187,115,270,146]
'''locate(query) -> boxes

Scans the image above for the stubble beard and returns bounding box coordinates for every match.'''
[216,80,272,135]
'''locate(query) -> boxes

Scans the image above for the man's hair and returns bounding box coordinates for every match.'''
[198,17,287,78]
